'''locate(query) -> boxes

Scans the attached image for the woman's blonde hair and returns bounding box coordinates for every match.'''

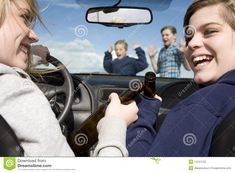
[0,0,61,75]
[0,0,41,27]
[184,0,235,44]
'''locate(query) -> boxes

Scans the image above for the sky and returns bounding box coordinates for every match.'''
[35,0,194,78]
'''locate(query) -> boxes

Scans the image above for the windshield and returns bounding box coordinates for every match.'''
[35,0,193,78]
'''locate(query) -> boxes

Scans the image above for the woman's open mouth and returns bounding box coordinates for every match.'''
[192,55,213,68]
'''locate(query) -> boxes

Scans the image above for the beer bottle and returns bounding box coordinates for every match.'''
[143,71,156,97]
[69,72,156,155]
[69,79,144,155]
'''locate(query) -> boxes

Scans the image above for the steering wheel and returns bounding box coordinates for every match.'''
[36,55,74,124]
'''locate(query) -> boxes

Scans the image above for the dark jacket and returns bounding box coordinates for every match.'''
[127,70,235,156]
[103,47,148,76]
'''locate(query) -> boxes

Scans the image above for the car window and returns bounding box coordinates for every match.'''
[35,0,193,78]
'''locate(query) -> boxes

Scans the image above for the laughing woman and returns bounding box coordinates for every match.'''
[94,0,235,156]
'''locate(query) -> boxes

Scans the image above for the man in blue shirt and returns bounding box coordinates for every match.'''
[103,40,148,76]
[148,26,190,78]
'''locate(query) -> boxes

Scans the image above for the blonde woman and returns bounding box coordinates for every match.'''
[0,0,138,157]
[0,0,74,156]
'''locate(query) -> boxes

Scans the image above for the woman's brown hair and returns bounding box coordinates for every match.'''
[183,0,235,44]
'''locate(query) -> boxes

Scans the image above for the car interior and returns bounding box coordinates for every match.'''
[1,0,235,157]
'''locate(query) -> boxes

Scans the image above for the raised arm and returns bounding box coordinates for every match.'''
[147,44,159,73]
[178,40,191,71]
[132,43,148,72]
[103,46,114,73]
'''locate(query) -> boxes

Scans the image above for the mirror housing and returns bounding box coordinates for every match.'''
[86,6,152,28]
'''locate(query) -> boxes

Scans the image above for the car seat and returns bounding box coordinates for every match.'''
[0,114,24,156]
[209,107,235,156]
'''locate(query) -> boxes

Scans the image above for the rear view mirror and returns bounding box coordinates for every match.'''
[86,7,152,28]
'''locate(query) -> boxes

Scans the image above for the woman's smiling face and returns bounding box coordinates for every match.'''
[0,1,39,70]
[185,4,235,84]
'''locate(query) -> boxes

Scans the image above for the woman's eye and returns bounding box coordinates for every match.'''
[204,29,218,36]
[21,14,33,27]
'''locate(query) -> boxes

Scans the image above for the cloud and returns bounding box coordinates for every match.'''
[38,0,81,13]
[43,38,105,73]
[55,3,81,10]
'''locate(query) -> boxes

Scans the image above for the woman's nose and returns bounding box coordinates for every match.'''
[187,33,203,50]
[29,29,39,43]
